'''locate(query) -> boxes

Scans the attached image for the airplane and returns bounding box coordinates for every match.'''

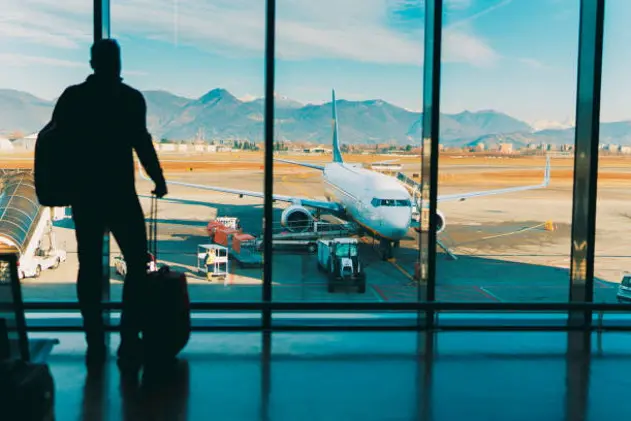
[138,90,551,260]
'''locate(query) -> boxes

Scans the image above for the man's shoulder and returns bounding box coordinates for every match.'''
[120,83,145,102]
[59,83,84,98]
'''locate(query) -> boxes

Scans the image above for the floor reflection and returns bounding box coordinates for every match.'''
[41,331,631,421]
[78,359,190,421]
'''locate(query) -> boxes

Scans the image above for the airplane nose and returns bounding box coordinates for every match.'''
[386,210,411,239]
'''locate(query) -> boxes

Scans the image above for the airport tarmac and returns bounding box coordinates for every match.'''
[4,153,627,303]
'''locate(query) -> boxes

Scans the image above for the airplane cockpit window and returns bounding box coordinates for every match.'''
[372,198,412,207]
[381,199,396,206]
[395,199,411,207]
[370,197,412,208]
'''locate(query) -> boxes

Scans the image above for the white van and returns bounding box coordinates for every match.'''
[17,224,67,279]
[18,247,67,279]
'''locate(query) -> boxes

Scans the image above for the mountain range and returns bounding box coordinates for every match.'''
[1,87,631,147]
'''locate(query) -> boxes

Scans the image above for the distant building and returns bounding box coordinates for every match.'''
[304,146,332,154]
[12,133,37,150]
[620,146,631,154]
[0,136,14,151]
[159,143,177,152]
[475,142,485,152]
[498,143,513,154]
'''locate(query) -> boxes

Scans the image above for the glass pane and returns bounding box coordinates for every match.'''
[0,1,92,302]
[110,0,266,302]
[596,0,630,304]
[435,0,579,302]
[272,0,424,304]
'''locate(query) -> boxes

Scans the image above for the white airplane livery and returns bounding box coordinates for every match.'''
[139,89,550,259]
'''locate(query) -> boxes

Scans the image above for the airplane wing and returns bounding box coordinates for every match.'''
[274,158,324,171]
[137,160,342,213]
[437,155,551,202]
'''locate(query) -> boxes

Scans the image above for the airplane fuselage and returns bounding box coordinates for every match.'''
[322,163,412,241]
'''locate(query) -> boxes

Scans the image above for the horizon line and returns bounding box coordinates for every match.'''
[3,86,628,126]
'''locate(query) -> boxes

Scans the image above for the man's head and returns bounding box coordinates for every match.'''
[90,39,121,77]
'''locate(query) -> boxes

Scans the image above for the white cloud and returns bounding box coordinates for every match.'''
[0,53,86,68]
[443,30,499,66]
[124,70,150,77]
[0,0,91,49]
[446,0,473,10]
[239,94,259,102]
[1,0,502,68]
[445,0,513,30]
[517,57,550,70]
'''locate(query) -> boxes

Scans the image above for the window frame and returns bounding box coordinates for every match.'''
[19,0,618,332]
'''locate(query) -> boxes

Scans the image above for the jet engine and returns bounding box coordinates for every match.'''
[415,208,446,234]
[436,209,446,234]
[281,205,315,232]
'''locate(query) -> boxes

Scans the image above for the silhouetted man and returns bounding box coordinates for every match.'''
[51,39,167,369]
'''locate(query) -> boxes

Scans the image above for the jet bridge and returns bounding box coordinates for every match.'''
[0,172,45,256]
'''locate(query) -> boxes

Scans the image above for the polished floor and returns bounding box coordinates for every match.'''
[25,330,631,421]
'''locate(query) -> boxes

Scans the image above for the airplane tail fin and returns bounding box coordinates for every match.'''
[543,155,551,187]
[331,89,344,163]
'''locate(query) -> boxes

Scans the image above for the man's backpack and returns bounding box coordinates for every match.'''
[34,120,74,207]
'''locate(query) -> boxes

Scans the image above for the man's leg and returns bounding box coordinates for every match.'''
[72,205,107,365]
[108,198,148,364]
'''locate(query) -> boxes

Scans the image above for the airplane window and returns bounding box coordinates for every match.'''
[381,199,396,206]
[371,198,381,207]
[395,199,411,207]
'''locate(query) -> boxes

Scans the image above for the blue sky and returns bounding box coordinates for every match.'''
[1,0,630,126]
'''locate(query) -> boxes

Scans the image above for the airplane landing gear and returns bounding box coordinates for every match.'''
[379,239,394,260]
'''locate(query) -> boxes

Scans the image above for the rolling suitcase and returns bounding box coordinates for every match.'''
[143,195,191,363]
[0,359,55,421]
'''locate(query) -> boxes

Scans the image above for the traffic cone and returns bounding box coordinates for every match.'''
[544,220,555,231]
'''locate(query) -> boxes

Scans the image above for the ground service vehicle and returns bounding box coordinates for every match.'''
[18,247,67,279]
[617,273,631,303]
[17,223,67,279]
[317,238,366,293]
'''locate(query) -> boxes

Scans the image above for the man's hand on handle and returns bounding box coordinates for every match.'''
[152,179,168,198]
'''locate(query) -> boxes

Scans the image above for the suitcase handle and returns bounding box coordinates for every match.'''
[148,194,158,260]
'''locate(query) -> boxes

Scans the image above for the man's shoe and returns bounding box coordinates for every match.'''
[117,338,143,372]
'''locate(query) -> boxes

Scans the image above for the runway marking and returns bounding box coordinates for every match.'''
[453,222,547,249]
[389,259,415,282]
[371,284,389,302]
[478,286,503,302]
